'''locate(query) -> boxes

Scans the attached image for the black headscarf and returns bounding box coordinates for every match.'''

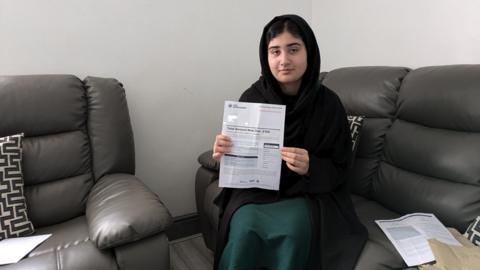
[255,14,322,146]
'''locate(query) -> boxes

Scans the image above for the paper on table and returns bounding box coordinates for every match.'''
[0,234,51,265]
[376,213,460,267]
[219,101,285,190]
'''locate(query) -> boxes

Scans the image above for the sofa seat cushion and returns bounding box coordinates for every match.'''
[1,216,118,270]
[352,194,409,270]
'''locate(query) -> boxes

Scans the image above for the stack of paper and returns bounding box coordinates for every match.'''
[376,213,460,266]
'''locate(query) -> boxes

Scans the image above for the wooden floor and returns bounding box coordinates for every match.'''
[170,234,214,270]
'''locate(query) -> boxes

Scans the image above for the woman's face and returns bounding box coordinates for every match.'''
[267,31,307,94]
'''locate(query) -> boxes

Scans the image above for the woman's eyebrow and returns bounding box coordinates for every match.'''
[268,43,301,50]
[287,42,301,47]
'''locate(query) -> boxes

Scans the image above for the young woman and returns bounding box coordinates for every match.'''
[212,14,367,270]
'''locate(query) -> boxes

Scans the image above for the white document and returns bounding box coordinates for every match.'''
[219,101,285,190]
[376,213,460,267]
[0,234,51,265]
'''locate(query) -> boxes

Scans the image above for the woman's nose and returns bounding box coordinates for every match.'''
[280,53,290,67]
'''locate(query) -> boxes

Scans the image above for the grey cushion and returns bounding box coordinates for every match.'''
[375,65,480,231]
[0,75,93,228]
[22,131,92,227]
[351,195,406,269]
[0,75,86,138]
[322,66,410,118]
[84,77,135,181]
[86,174,172,249]
[397,65,480,132]
[324,67,410,198]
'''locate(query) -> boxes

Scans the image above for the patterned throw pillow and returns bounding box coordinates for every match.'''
[347,115,364,155]
[0,133,34,239]
[464,216,480,246]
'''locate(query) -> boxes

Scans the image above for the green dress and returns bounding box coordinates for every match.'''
[218,197,312,270]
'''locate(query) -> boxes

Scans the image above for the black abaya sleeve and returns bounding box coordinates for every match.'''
[303,89,353,194]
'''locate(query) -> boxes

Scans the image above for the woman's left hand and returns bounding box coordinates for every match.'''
[281,147,309,176]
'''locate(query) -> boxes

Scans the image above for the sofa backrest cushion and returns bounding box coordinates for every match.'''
[374,65,480,231]
[84,77,135,181]
[0,75,93,227]
[323,67,410,197]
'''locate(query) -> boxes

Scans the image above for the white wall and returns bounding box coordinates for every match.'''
[0,0,311,217]
[312,0,480,71]
[2,0,479,217]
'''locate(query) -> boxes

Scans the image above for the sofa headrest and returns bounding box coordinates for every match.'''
[397,65,480,132]
[323,66,411,118]
[0,75,86,137]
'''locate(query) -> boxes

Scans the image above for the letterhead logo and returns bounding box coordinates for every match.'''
[232,104,247,109]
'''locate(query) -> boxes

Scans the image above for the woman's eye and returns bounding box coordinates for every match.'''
[270,50,280,56]
[289,48,299,54]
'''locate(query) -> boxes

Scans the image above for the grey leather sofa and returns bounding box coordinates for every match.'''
[195,65,480,269]
[0,75,172,270]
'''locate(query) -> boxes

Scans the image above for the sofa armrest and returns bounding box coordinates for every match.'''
[86,173,172,249]
[198,150,220,171]
[195,150,220,212]
[195,150,221,251]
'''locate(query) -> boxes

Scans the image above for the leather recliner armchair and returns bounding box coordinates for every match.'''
[0,75,172,270]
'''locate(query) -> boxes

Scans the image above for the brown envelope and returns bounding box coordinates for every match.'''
[419,228,480,270]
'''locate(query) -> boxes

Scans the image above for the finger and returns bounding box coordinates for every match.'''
[214,145,231,154]
[281,155,296,166]
[282,155,309,174]
[216,134,232,142]
[282,147,308,157]
[285,162,307,175]
[285,162,298,172]
[213,141,232,154]
[281,151,308,163]
[282,146,307,153]
[216,138,233,147]
[212,152,223,161]
[282,155,307,168]
[281,147,299,153]
[212,145,233,160]
[213,134,232,161]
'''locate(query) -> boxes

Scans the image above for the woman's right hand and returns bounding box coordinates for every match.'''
[212,134,232,161]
